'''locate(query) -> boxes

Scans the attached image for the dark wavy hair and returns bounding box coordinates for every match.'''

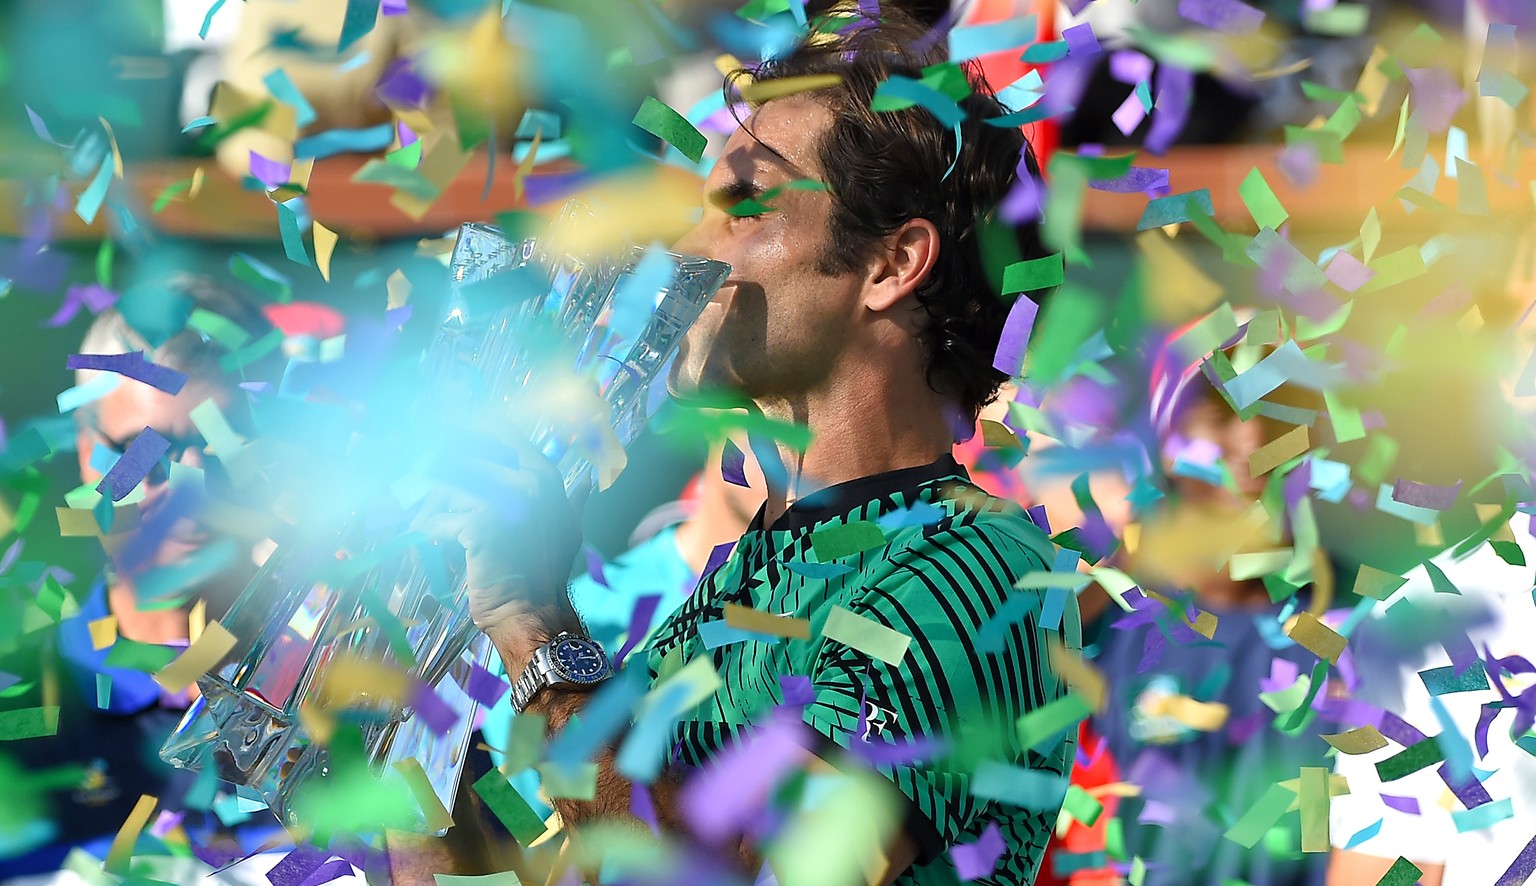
[731,7,1051,420]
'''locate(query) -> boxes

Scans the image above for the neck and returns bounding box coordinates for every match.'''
[751,369,954,529]
[108,582,189,644]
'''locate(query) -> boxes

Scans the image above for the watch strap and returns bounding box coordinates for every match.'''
[509,653,546,713]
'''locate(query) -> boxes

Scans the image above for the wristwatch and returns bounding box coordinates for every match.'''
[509,632,614,713]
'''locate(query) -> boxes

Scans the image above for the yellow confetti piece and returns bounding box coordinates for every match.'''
[1248,424,1310,477]
[1320,726,1388,755]
[387,269,412,309]
[104,793,157,874]
[98,116,124,178]
[395,758,455,832]
[723,603,811,640]
[154,621,238,693]
[320,655,411,708]
[1145,694,1229,732]
[189,166,206,199]
[1285,612,1346,664]
[821,606,910,666]
[741,73,843,104]
[512,128,543,203]
[314,220,339,282]
[56,507,101,537]
[1048,638,1107,711]
[189,599,207,644]
[714,53,745,78]
[88,616,117,650]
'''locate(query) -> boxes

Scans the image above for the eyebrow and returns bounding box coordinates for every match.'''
[708,178,766,208]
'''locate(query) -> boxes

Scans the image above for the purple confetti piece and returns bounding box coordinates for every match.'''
[1278,142,1319,187]
[991,295,1040,376]
[1324,251,1375,292]
[465,662,510,708]
[683,717,809,843]
[298,859,355,886]
[1438,760,1494,808]
[583,547,609,587]
[148,809,185,838]
[408,679,460,736]
[1110,50,1153,85]
[614,593,662,667]
[24,105,68,146]
[1475,702,1506,760]
[96,427,169,502]
[266,845,330,886]
[45,283,117,328]
[1024,504,1051,534]
[378,60,432,109]
[1112,92,1148,135]
[1138,798,1179,826]
[779,674,814,707]
[1062,23,1100,57]
[1391,478,1461,510]
[67,351,189,395]
[702,541,734,578]
[248,151,292,190]
[1377,711,1428,747]
[721,438,749,487]
[1000,170,1044,224]
[1145,66,1195,155]
[0,539,21,577]
[1089,166,1170,194]
[854,734,946,767]
[381,0,408,15]
[1496,833,1536,886]
[1405,67,1467,133]
[951,821,1006,880]
[1226,709,1269,745]
[385,304,413,329]
[1380,794,1420,814]
[1177,0,1266,33]
[631,780,660,833]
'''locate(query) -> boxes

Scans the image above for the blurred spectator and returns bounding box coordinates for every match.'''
[1079,333,1332,886]
[0,275,281,879]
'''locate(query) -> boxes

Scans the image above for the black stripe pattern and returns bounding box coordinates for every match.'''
[642,460,1079,885]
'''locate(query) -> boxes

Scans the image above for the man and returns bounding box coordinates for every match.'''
[415,9,1073,884]
[2,274,284,878]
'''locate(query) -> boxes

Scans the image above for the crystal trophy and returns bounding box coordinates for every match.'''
[160,205,730,834]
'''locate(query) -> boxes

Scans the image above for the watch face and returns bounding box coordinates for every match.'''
[551,637,611,684]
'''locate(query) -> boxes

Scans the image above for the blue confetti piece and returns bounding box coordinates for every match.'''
[276,198,311,267]
[1040,585,1069,631]
[57,374,121,413]
[698,619,775,650]
[871,76,965,127]
[96,428,169,501]
[66,351,189,395]
[949,15,1037,62]
[181,116,217,133]
[338,0,379,51]
[721,438,749,487]
[1342,817,1382,850]
[294,123,395,159]
[199,0,227,40]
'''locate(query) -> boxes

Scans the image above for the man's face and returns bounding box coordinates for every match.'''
[76,377,233,568]
[667,96,868,403]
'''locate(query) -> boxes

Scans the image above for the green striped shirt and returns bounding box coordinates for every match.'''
[642,455,1080,884]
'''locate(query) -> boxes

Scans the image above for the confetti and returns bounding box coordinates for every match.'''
[820,606,911,665]
[633,96,708,163]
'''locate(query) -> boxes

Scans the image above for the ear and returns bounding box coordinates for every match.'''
[863,218,939,313]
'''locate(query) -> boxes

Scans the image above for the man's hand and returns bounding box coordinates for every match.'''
[411,435,585,645]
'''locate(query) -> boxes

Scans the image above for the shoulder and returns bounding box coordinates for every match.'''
[884,478,1054,577]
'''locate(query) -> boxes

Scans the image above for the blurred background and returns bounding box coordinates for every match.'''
[2,0,1535,884]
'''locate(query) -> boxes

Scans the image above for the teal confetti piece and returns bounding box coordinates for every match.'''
[949,15,1037,62]
[1343,817,1382,850]
[1419,662,1489,695]
[970,760,1068,810]
[871,76,965,127]
[1136,188,1215,230]
[276,198,311,267]
[1451,797,1511,833]
[181,116,217,133]
[338,0,379,51]
[199,0,227,40]
[295,123,394,159]
[262,69,317,127]
[96,673,111,710]
[75,155,114,225]
[229,252,293,302]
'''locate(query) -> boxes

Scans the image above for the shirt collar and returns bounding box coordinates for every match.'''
[748,454,968,534]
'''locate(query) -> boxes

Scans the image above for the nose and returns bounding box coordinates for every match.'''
[671,218,711,261]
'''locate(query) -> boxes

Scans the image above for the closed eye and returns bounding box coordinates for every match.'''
[708,179,766,212]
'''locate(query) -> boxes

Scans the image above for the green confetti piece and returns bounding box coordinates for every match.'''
[1351,564,1407,601]
[821,605,911,666]
[1324,391,1365,443]
[1303,2,1371,37]
[1359,246,1427,293]
[103,638,179,672]
[1061,784,1103,827]
[538,761,598,799]
[353,159,441,201]
[218,327,283,373]
[386,140,423,169]
[1299,766,1330,853]
[1016,692,1093,752]
[1002,253,1064,295]
[1223,782,1295,848]
[0,706,60,740]
[633,97,707,163]
[1421,560,1461,595]
[1024,283,1105,387]
[1372,857,1422,886]
[1375,737,1444,782]
[1321,97,1363,140]
[870,76,964,127]
[96,673,111,709]
[918,62,973,102]
[472,770,547,845]
[187,308,252,351]
[1238,168,1288,230]
[230,252,292,302]
[504,712,546,774]
[810,521,887,561]
[1300,81,1364,104]
[1491,539,1526,567]
[1455,158,1489,215]
[1284,126,1343,164]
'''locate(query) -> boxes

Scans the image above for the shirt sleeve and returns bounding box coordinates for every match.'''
[799,517,1074,863]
